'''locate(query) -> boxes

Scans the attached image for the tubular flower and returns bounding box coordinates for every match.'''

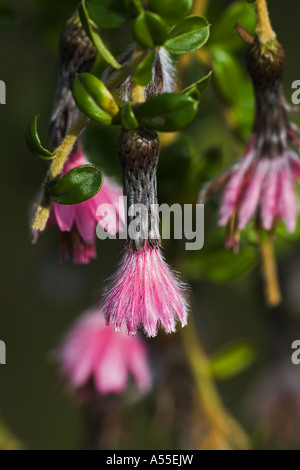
[33,145,125,264]
[201,39,300,251]
[57,308,151,397]
[101,128,188,337]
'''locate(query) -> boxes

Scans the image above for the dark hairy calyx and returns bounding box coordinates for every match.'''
[247,39,290,158]
[118,128,161,251]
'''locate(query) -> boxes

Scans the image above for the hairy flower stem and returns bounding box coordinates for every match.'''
[32,45,147,232]
[181,319,250,449]
[260,241,281,307]
[255,0,276,45]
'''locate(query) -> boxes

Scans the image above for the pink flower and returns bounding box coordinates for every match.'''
[215,148,299,251]
[57,308,151,397]
[33,145,125,263]
[200,39,300,250]
[102,243,188,338]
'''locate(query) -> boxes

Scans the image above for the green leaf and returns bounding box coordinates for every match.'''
[211,47,244,103]
[133,49,155,86]
[209,342,256,380]
[133,12,168,48]
[210,1,256,52]
[73,73,119,124]
[25,116,54,160]
[134,93,198,132]
[86,0,136,28]
[119,103,139,130]
[164,15,210,55]
[79,0,120,69]
[148,0,193,25]
[48,165,103,205]
[232,79,255,138]
[182,71,212,100]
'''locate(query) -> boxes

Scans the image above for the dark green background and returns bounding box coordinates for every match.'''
[1,0,300,449]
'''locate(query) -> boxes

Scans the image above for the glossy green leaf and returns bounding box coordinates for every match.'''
[48,165,103,205]
[133,49,155,86]
[73,73,119,124]
[79,0,120,69]
[210,1,256,51]
[164,15,210,54]
[86,0,136,29]
[148,0,193,25]
[119,103,139,130]
[134,93,198,132]
[133,12,168,48]
[25,116,54,160]
[210,342,256,380]
[182,71,212,100]
[211,47,243,103]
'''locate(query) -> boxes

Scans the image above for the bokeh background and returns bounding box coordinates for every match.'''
[1,0,300,450]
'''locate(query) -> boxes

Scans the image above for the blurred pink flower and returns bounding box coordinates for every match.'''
[58,309,151,396]
[33,145,125,263]
[102,243,188,337]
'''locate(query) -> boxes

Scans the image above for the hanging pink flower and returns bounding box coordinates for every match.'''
[201,39,300,251]
[102,242,188,337]
[33,144,125,263]
[101,128,188,337]
[57,308,151,397]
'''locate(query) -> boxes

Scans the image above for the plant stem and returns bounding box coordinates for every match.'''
[193,0,208,16]
[255,0,276,44]
[181,318,250,449]
[181,322,224,419]
[260,240,281,307]
[32,45,147,232]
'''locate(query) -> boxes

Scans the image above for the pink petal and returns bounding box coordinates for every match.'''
[278,158,297,232]
[54,203,75,231]
[219,151,254,226]
[238,158,269,230]
[261,158,280,230]
[102,244,187,338]
[74,201,96,245]
[94,333,128,394]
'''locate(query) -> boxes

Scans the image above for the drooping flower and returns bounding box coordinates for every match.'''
[102,128,188,337]
[201,38,300,251]
[33,144,125,264]
[57,308,151,397]
[102,242,188,337]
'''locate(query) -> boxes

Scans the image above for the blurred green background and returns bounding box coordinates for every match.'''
[1,0,300,449]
